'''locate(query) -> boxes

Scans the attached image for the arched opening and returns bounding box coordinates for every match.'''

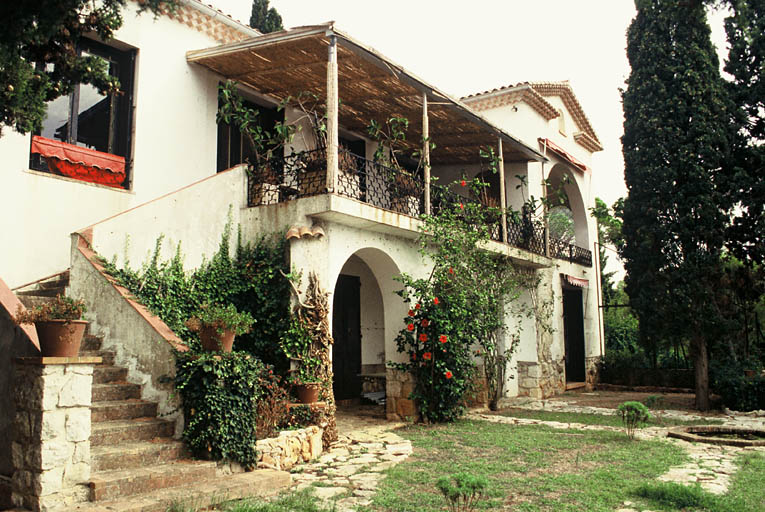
[545,164,589,252]
[331,248,404,408]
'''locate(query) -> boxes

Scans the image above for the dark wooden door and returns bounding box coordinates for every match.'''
[563,287,586,382]
[332,274,362,400]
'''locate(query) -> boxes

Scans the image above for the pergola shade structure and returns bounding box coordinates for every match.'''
[186,23,544,166]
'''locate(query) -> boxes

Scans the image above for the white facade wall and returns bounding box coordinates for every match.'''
[0,3,232,288]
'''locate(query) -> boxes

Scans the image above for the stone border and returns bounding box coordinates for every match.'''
[668,425,765,447]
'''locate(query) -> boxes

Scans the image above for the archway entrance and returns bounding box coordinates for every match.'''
[332,274,362,401]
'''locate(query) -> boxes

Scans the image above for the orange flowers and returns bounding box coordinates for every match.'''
[439,334,447,343]
[445,370,453,379]
[460,179,466,187]
[421,318,429,327]
[459,202,464,210]
[419,333,428,342]
[423,352,432,360]
[408,309,415,317]
[411,353,417,361]
[415,303,421,310]
[407,323,414,331]
[448,267,454,275]
[433,297,440,305]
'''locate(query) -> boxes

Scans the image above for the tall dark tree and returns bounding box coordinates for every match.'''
[723,0,765,266]
[0,0,172,137]
[621,0,734,409]
[249,0,283,34]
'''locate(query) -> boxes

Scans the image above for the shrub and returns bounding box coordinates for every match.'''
[712,362,765,412]
[185,303,255,336]
[174,351,264,468]
[618,401,651,439]
[14,294,86,324]
[436,472,488,512]
[256,366,290,439]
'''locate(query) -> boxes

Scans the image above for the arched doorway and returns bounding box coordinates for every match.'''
[545,164,590,251]
[331,249,404,405]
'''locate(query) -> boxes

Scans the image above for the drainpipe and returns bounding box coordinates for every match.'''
[422,93,430,215]
[541,139,550,257]
[498,137,507,243]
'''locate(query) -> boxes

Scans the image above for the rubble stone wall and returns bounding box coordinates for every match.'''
[256,426,323,471]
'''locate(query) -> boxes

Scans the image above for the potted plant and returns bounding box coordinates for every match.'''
[185,303,254,353]
[14,295,88,357]
[281,316,322,403]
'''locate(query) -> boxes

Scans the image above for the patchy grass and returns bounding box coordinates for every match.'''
[165,489,327,512]
[361,419,688,511]
[496,408,723,428]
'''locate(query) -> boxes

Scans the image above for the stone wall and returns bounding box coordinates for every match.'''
[585,356,600,390]
[12,357,98,511]
[256,426,323,471]
[516,358,565,399]
[385,368,417,421]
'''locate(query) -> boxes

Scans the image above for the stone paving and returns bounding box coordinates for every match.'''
[289,410,412,512]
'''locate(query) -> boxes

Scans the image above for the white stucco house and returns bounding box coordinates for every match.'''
[0,0,604,417]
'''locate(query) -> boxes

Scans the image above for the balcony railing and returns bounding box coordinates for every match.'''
[246,148,592,266]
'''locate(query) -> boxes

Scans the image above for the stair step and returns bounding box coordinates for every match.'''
[82,335,103,351]
[16,287,61,297]
[91,418,174,446]
[17,295,54,311]
[71,469,290,512]
[92,400,158,422]
[81,350,115,365]
[93,366,128,384]
[91,440,187,472]
[92,383,141,402]
[87,460,217,502]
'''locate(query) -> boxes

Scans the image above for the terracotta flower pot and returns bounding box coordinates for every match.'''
[199,326,236,353]
[35,320,88,357]
[294,383,321,404]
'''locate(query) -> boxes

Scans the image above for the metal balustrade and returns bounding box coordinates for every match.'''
[246,148,592,266]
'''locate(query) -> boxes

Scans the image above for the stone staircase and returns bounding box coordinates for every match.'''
[12,273,290,511]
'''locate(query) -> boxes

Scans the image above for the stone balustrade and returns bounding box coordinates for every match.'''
[11,357,99,512]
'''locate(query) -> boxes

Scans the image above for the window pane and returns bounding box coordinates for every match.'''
[40,95,71,142]
[75,82,113,153]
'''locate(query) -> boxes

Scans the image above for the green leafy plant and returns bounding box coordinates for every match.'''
[174,351,264,468]
[185,303,255,336]
[436,472,488,512]
[618,401,651,439]
[281,316,321,384]
[13,294,86,324]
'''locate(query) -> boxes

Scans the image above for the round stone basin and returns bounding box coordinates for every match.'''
[668,425,765,447]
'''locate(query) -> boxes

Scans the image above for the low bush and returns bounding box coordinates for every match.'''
[617,401,650,439]
[436,472,489,512]
[712,363,765,412]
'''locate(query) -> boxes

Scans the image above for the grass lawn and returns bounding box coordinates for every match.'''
[495,408,724,428]
[361,419,689,511]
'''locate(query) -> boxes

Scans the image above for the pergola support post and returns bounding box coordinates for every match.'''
[326,34,339,193]
[498,137,507,243]
[422,93,431,215]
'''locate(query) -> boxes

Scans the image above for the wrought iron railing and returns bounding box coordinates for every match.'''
[550,238,593,266]
[336,149,425,217]
[507,215,547,256]
[247,148,327,207]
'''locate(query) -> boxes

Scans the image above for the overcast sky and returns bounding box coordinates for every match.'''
[208,0,729,242]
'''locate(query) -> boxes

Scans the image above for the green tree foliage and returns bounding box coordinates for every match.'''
[621,0,734,409]
[0,0,174,136]
[249,0,283,34]
[590,197,624,305]
[723,0,765,265]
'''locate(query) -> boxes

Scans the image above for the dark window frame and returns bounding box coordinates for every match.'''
[30,38,136,188]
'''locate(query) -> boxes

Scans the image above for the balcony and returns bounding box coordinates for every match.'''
[246,149,592,267]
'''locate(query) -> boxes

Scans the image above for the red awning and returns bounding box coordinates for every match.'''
[31,135,125,174]
[564,275,589,288]
[539,138,589,173]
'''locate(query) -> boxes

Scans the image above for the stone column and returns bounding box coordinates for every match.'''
[11,356,99,512]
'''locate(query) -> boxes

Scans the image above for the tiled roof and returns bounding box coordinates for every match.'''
[162,0,260,45]
[463,81,603,152]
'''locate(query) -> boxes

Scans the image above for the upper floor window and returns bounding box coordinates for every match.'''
[30,39,136,189]
[216,96,281,172]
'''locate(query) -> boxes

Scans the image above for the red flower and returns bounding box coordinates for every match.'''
[408,309,415,317]
[407,323,414,331]
[439,334,447,343]
[415,303,421,310]
[445,370,453,379]
[433,297,440,305]
[423,352,432,360]
[419,333,428,342]
[460,179,466,187]
[459,203,464,210]
[448,267,454,275]
[421,318,429,328]
[411,353,417,361]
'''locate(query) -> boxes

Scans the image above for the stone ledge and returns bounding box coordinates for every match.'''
[14,357,102,366]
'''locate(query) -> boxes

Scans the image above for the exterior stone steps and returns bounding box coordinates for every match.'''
[70,469,290,512]
[81,350,115,365]
[92,382,141,402]
[91,418,175,446]
[91,400,159,422]
[87,460,217,502]
[91,440,187,472]
[93,366,128,384]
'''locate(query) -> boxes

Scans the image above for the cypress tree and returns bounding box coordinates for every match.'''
[249,0,283,34]
[621,0,733,409]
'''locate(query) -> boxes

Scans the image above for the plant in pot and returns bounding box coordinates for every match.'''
[14,295,88,357]
[185,303,254,353]
[281,316,322,403]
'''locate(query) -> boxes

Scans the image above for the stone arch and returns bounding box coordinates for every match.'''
[545,163,589,249]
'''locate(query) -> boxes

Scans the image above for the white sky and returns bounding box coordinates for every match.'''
[209,0,729,263]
